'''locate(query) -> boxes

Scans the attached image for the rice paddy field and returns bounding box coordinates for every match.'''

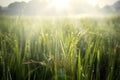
[0,15,120,80]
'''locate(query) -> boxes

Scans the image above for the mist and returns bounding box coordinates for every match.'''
[0,0,120,16]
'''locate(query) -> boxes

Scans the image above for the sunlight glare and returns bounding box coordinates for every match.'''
[51,0,70,9]
[88,0,99,7]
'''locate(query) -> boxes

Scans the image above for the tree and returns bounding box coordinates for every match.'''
[0,6,2,14]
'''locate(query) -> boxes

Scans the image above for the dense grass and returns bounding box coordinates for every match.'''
[0,16,120,80]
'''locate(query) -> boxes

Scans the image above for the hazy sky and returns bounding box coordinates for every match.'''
[0,0,118,7]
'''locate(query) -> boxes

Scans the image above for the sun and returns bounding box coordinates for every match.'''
[51,0,70,9]
[88,0,99,7]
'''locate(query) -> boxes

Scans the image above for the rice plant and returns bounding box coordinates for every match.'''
[0,15,120,80]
